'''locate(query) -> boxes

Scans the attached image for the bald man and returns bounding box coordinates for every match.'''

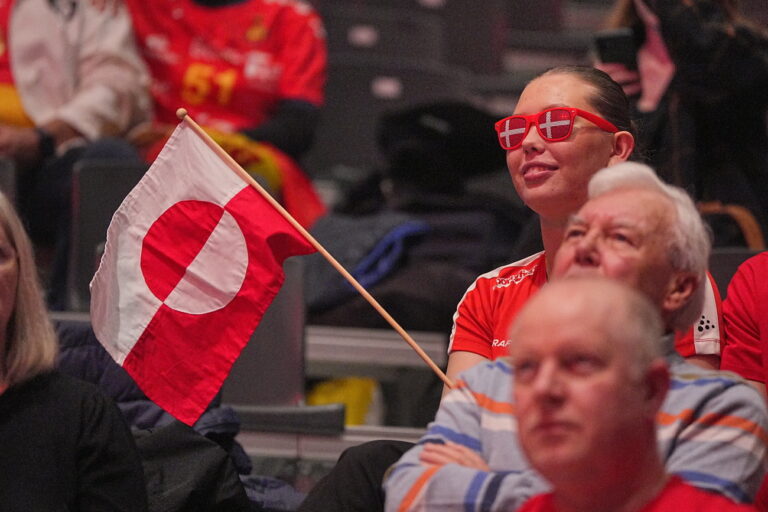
[512,278,754,511]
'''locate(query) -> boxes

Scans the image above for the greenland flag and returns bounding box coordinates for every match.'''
[90,123,316,425]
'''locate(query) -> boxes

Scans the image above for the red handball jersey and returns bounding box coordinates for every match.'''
[449,252,548,360]
[126,0,326,132]
[518,477,756,511]
[0,0,13,86]
[448,251,723,360]
[721,251,768,383]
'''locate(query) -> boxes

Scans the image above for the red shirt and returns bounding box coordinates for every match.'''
[519,476,756,511]
[721,251,768,382]
[0,0,13,86]
[126,0,326,132]
[449,252,547,360]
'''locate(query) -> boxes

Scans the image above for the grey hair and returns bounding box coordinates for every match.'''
[588,162,711,330]
[0,191,57,387]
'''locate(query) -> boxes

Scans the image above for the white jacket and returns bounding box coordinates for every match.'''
[9,0,151,140]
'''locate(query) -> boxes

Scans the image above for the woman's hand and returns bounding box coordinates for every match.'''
[419,441,490,471]
[594,62,642,97]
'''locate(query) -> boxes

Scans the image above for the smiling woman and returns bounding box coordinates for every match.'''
[446,66,637,382]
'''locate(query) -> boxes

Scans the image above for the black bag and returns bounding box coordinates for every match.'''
[134,421,255,512]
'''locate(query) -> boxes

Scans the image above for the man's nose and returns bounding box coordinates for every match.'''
[532,361,565,404]
[573,230,600,267]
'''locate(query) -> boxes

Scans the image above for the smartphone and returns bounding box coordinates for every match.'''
[593,28,638,70]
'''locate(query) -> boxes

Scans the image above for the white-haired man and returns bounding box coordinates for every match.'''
[384,162,768,511]
[511,278,755,511]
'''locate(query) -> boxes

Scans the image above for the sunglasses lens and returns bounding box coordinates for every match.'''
[497,117,528,149]
[537,109,572,140]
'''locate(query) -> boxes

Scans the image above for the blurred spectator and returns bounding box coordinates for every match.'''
[0,0,150,308]
[307,101,522,335]
[302,101,518,429]
[126,0,328,227]
[0,189,147,511]
[596,0,768,244]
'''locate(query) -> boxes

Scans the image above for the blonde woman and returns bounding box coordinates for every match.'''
[0,191,147,511]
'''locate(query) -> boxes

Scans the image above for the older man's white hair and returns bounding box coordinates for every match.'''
[587,162,711,331]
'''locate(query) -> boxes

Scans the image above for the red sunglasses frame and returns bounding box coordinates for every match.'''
[494,107,619,150]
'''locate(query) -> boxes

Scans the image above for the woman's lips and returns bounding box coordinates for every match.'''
[521,163,558,183]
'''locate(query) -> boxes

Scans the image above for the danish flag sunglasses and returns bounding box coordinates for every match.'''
[494,107,619,150]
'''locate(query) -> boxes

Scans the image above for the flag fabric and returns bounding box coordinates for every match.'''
[90,122,317,425]
[145,127,327,229]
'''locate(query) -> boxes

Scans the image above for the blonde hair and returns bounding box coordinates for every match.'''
[0,191,57,387]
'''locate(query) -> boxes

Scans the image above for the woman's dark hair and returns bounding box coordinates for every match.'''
[538,65,637,140]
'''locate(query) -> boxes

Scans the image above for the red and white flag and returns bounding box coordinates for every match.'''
[90,122,316,425]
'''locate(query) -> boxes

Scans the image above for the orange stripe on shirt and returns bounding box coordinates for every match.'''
[471,389,515,415]
[398,465,441,512]
[657,409,768,445]
[657,409,696,425]
[697,412,768,445]
[454,378,516,415]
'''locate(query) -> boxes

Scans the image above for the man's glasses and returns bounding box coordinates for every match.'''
[494,107,619,150]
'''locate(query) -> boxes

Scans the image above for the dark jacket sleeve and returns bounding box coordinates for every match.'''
[75,386,149,512]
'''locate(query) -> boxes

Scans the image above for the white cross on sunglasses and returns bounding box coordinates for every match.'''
[538,110,572,139]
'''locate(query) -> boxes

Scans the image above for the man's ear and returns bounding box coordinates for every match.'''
[662,272,698,315]
[607,131,635,165]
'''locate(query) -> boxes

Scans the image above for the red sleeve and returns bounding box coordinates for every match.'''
[721,256,765,383]
[275,5,326,105]
[449,278,495,359]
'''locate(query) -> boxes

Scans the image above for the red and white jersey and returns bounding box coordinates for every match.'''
[674,272,723,357]
[448,251,722,360]
[449,252,548,360]
[126,0,326,132]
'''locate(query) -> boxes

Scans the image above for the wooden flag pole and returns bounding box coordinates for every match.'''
[177,109,455,390]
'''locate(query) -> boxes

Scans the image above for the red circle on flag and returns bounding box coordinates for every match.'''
[140,200,248,314]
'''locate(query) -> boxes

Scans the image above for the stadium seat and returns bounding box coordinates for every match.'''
[66,159,148,311]
[320,3,444,62]
[708,248,762,299]
[304,54,470,180]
